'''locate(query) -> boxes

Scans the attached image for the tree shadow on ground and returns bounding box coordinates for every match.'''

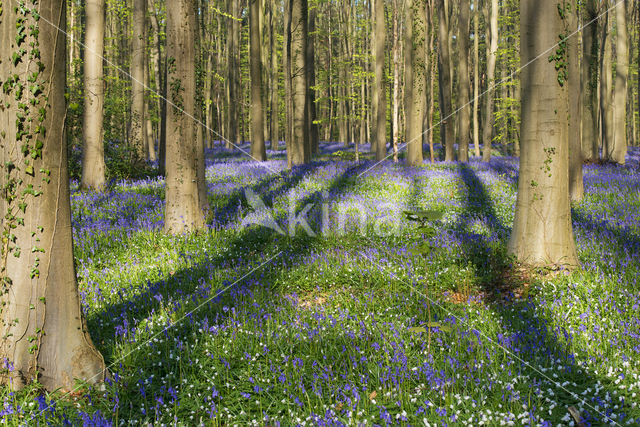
[450,163,632,424]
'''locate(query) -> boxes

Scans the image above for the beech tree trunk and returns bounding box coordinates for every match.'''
[391,0,401,163]
[165,0,207,234]
[269,0,280,150]
[405,0,426,166]
[612,0,628,164]
[508,0,578,267]
[372,0,387,161]
[581,0,599,161]
[82,0,107,191]
[482,0,498,162]
[284,0,294,166]
[131,0,147,159]
[250,0,267,161]
[457,0,471,162]
[289,0,310,165]
[307,5,319,155]
[600,11,614,161]
[0,0,106,390]
[437,0,454,161]
[568,3,583,202]
[472,4,480,157]
[226,0,241,148]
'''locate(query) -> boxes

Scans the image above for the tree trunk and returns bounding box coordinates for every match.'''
[151,6,167,174]
[269,0,280,150]
[0,0,106,390]
[457,0,471,162]
[581,0,599,161]
[284,0,294,166]
[508,0,578,267]
[372,0,387,161]
[250,0,267,161]
[307,5,319,155]
[289,0,310,165]
[472,3,480,157]
[391,0,401,163]
[482,0,498,162]
[165,0,207,234]
[145,53,157,162]
[568,3,583,202]
[131,0,147,160]
[437,0,454,161]
[82,0,107,191]
[612,0,628,164]
[405,0,426,166]
[226,0,241,148]
[600,11,614,161]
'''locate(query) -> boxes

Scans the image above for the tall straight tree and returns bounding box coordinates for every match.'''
[581,0,599,161]
[405,0,426,166]
[307,4,319,155]
[472,3,480,157]
[227,0,241,148]
[457,0,471,162]
[82,0,107,191]
[600,10,614,161]
[482,0,498,162]
[372,0,387,161]
[568,1,583,201]
[612,0,629,164]
[132,0,147,159]
[288,0,311,165]
[269,0,280,150]
[508,0,578,266]
[165,0,207,234]
[0,0,106,390]
[250,0,267,160]
[437,0,454,161]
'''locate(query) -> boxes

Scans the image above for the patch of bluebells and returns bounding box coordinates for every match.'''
[3,144,640,425]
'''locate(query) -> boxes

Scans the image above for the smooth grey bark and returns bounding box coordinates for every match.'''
[600,11,614,161]
[508,0,578,267]
[284,0,294,167]
[307,5,319,155]
[437,0,454,161]
[289,0,311,165]
[131,0,147,159]
[226,0,241,148]
[269,0,280,150]
[581,0,599,161]
[612,0,628,164]
[372,0,387,161]
[81,0,107,191]
[472,3,480,157]
[145,53,157,162]
[0,0,106,390]
[405,0,426,166]
[457,0,471,163]
[165,0,207,234]
[150,6,167,174]
[391,0,401,162]
[482,0,498,162]
[250,0,267,161]
[568,4,583,202]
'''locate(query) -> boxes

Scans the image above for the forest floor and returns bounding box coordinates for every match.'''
[3,143,640,426]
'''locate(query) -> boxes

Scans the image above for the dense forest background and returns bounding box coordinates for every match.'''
[63,0,639,179]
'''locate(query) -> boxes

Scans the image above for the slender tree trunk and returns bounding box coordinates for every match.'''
[391,0,401,162]
[269,0,280,150]
[290,0,310,165]
[612,0,629,164]
[600,11,614,161]
[0,0,106,390]
[372,0,387,161]
[568,3,583,202]
[581,0,599,161]
[472,3,480,157]
[457,0,471,162]
[437,0,454,161]
[226,0,240,148]
[82,0,107,191]
[307,5,319,155]
[250,0,267,160]
[482,0,498,162]
[132,0,147,159]
[151,6,167,174]
[508,0,578,267]
[284,0,294,166]
[145,53,157,162]
[165,0,206,234]
[405,0,426,166]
